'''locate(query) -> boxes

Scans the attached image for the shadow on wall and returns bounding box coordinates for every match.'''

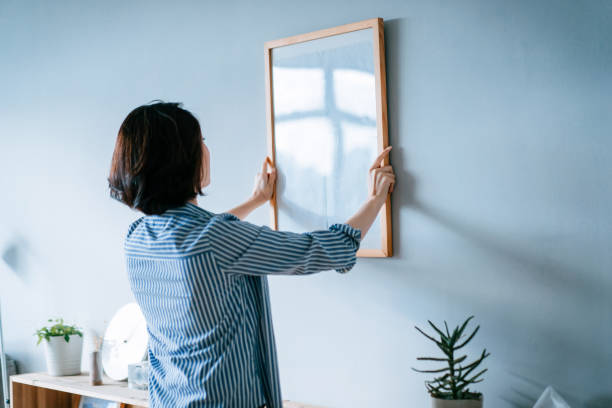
[387,139,608,407]
[386,16,603,300]
[585,395,612,408]
[411,199,603,306]
[0,234,30,280]
[384,17,413,256]
[383,17,609,408]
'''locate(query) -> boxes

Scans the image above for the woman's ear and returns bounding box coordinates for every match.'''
[201,142,211,188]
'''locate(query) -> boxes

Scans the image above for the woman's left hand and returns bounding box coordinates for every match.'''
[251,157,276,205]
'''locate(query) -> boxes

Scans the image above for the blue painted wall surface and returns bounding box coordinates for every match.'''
[1,1,610,407]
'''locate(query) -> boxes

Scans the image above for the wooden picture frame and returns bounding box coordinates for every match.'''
[265,18,392,257]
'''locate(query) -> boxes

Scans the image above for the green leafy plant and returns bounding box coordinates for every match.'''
[413,316,490,400]
[34,318,83,345]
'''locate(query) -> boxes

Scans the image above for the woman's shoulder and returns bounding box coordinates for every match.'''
[124,204,208,237]
[124,206,215,258]
[124,204,217,247]
[124,203,265,257]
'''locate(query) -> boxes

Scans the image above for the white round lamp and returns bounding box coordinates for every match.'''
[101,303,148,381]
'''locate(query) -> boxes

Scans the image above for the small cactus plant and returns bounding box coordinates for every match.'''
[413,316,490,400]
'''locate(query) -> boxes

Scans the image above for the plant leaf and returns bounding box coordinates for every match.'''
[415,326,438,344]
[453,355,467,364]
[415,326,451,356]
[454,325,480,350]
[464,368,488,384]
[428,320,449,343]
[412,366,451,374]
[417,357,449,362]
[457,316,474,338]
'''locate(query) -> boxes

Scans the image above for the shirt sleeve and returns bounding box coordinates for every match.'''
[206,213,362,276]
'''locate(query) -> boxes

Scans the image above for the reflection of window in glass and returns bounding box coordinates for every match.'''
[333,69,376,120]
[276,117,335,176]
[333,122,377,226]
[272,67,325,116]
[273,34,378,231]
[340,122,377,156]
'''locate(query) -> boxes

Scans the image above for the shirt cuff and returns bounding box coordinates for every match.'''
[329,223,362,274]
[329,223,362,245]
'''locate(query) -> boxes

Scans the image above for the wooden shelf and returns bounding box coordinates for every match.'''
[10,372,323,408]
[11,372,147,408]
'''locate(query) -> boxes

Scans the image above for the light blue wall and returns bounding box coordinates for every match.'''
[1,1,611,407]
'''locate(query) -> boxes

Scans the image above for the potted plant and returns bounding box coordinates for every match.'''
[35,318,83,376]
[413,316,490,408]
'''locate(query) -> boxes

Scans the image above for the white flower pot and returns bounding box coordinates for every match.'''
[432,397,483,408]
[43,335,83,376]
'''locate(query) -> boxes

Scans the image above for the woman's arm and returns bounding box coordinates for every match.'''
[345,146,395,236]
[210,147,394,276]
[226,158,276,219]
[226,196,265,220]
[208,215,361,275]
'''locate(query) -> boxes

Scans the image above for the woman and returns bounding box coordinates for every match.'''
[108,102,395,408]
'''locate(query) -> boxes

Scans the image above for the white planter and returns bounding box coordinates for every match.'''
[43,335,83,376]
[432,397,483,408]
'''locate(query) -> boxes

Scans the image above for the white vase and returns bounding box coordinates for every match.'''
[432,397,483,408]
[43,335,83,376]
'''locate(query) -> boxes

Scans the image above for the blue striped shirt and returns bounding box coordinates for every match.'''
[125,202,361,408]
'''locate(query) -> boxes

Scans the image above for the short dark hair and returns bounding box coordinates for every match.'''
[108,101,204,215]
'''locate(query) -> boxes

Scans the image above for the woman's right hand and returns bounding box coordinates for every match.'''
[227,157,276,220]
[368,146,395,201]
[251,157,277,205]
